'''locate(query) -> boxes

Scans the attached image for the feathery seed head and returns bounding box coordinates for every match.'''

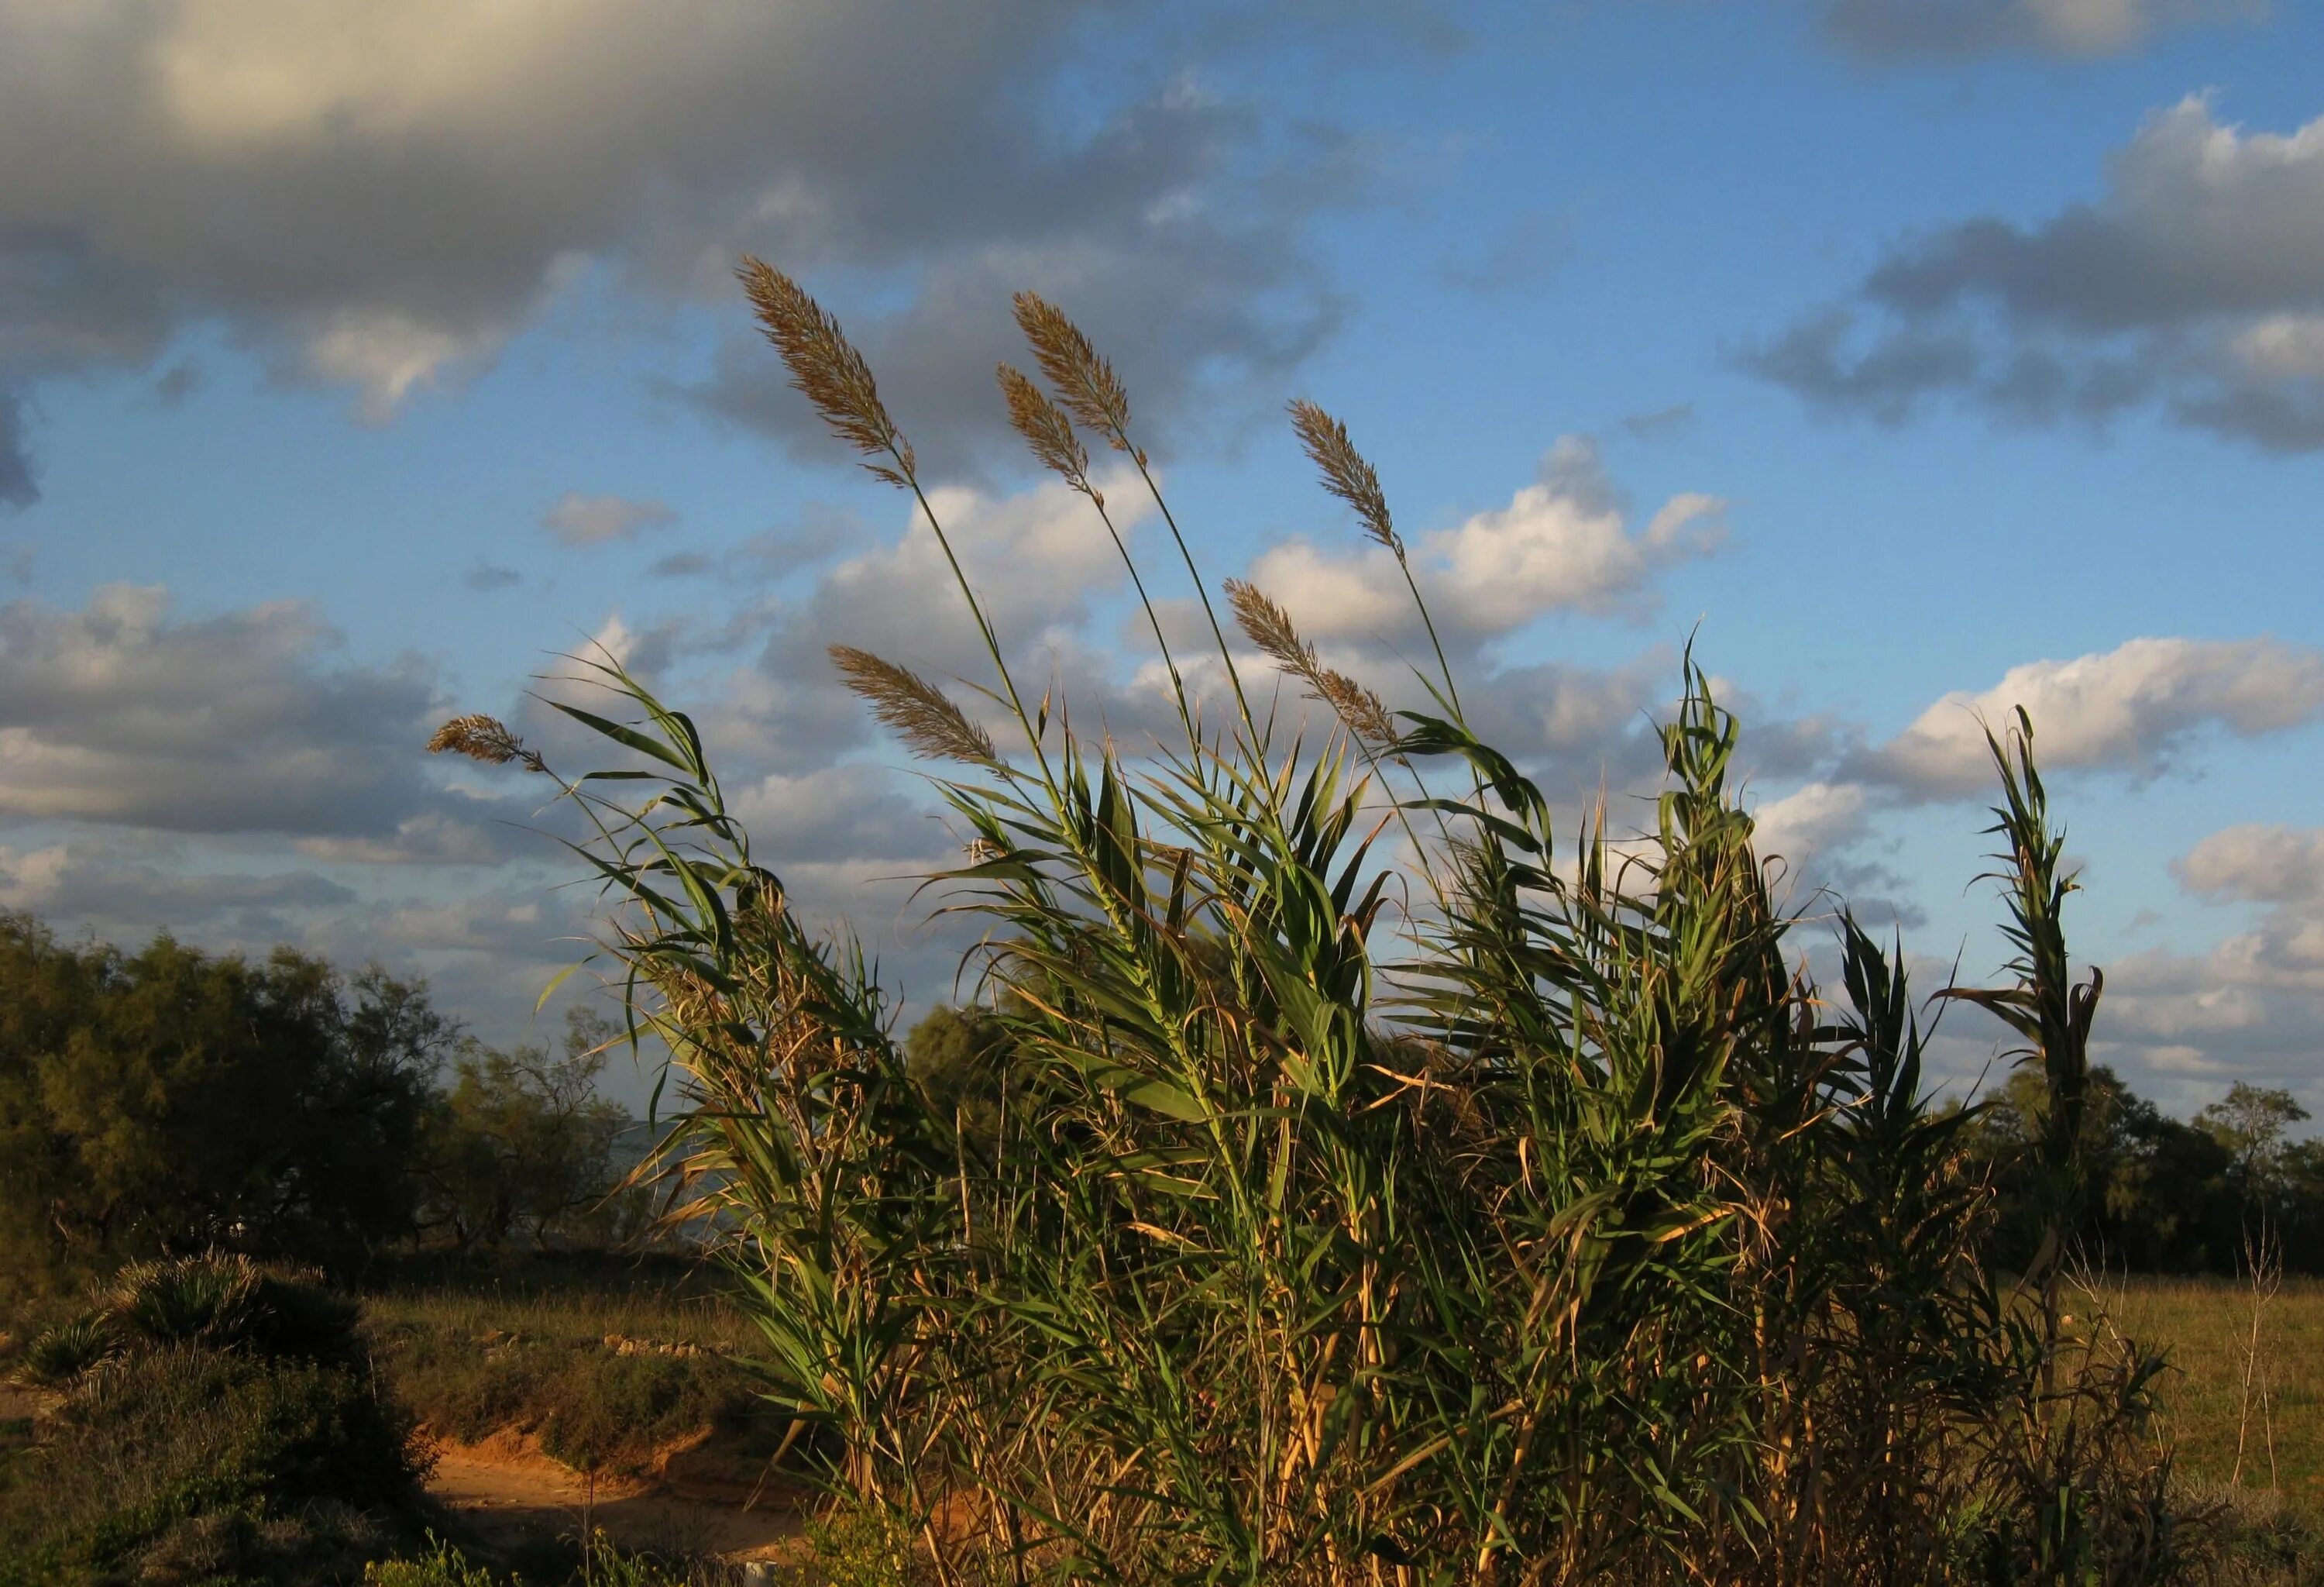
[829,645,999,767]
[998,363,1097,501]
[1225,580,1393,746]
[1012,292,1132,448]
[427,714,545,772]
[1288,399,1400,558]
[738,256,916,488]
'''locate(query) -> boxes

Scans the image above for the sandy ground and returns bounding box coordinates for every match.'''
[423,1427,808,1562]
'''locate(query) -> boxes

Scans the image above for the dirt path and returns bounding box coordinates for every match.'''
[425,1429,807,1562]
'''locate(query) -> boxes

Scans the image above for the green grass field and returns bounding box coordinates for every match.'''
[2110,1276,2324,1507]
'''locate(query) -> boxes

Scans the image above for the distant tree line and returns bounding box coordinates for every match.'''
[3,911,2313,1289]
[0,914,642,1289]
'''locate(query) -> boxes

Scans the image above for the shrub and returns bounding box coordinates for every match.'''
[0,1343,425,1585]
[11,1310,117,1388]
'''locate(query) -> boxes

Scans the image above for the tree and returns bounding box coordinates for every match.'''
[417,1007,631,1249]
[0,914,451,1283]
[2196,1082,2311,1207]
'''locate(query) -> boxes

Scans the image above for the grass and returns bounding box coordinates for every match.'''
[2118,1277,2324,1504]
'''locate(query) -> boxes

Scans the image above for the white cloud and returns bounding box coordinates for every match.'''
[541,492,679,547]
[1753,780,1872,872]
[1251,437,1724,645]
[2174,823,2324,905]
[1849,635,2324,798]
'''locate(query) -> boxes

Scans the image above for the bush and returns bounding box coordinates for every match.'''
[0,1344,425,1585]
[0,1257,423,1585]
[11,1311,118,1388]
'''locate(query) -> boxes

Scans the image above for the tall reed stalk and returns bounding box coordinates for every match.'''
[434,267,2192,1585]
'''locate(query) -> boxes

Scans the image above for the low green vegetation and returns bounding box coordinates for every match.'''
[0,1255,427,1586]
[361,1255,775,1477]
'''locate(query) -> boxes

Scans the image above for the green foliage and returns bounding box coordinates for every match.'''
[0,919,452,1284]
[0,1332,421,1584]
[439,267,2205,1584]
[418,1007,636,1252]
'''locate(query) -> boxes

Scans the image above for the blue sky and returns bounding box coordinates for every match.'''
[3,0,2319,1114]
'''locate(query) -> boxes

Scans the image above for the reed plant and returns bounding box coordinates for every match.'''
[434,266,2189,1585]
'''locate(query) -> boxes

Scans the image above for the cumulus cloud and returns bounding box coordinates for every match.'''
[0,583,489,838]
[0,0,1369,486]
[1816,0,2255,60]
[1250,437,1724,648]
[541,492,677,547]
[2173,823,2324,904]
[0,842,356,924]
[2092,821,2324,1097]
[1745,97,2324,450]
[1844,635,2324,798]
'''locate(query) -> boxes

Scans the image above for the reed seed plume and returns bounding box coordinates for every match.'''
[829,645,999,767]
[1012,291,1133,451]
[1226,578,1394,745]
[1288,399,1400,557]
[998,363,1098,501]
[739,256,916,487]
[426,713,545,773]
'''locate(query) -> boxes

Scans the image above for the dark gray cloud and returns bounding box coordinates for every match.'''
[0,583,518,841]
[0,842,355,927]
[541,493,677,547]
[1439,211,1571,295]
[0,0,1372,489]
[1744,97,2324,450]
[462,560,522,592]
[0,389,33,508]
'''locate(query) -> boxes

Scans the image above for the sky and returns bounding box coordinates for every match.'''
[2,0,2319,1116]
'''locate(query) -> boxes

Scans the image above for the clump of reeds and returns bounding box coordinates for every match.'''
[435,267,2194,1585]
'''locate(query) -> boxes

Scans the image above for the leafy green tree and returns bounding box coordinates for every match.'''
[0,914,450,1283]
[903,1003,1013,1154]
[2196,1081,2310,1203]
[417,1006,631,1249]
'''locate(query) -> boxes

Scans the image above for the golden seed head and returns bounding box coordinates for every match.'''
[997,363,1093,495]
[428,713,535,767]
[1012,291,1133,449]
[829,645,999,767]
[737,256,916,487]
[1224,580,1394,747]
[1288,399,1400,558]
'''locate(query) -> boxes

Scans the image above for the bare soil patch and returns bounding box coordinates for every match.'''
[423,1425,808,1562]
